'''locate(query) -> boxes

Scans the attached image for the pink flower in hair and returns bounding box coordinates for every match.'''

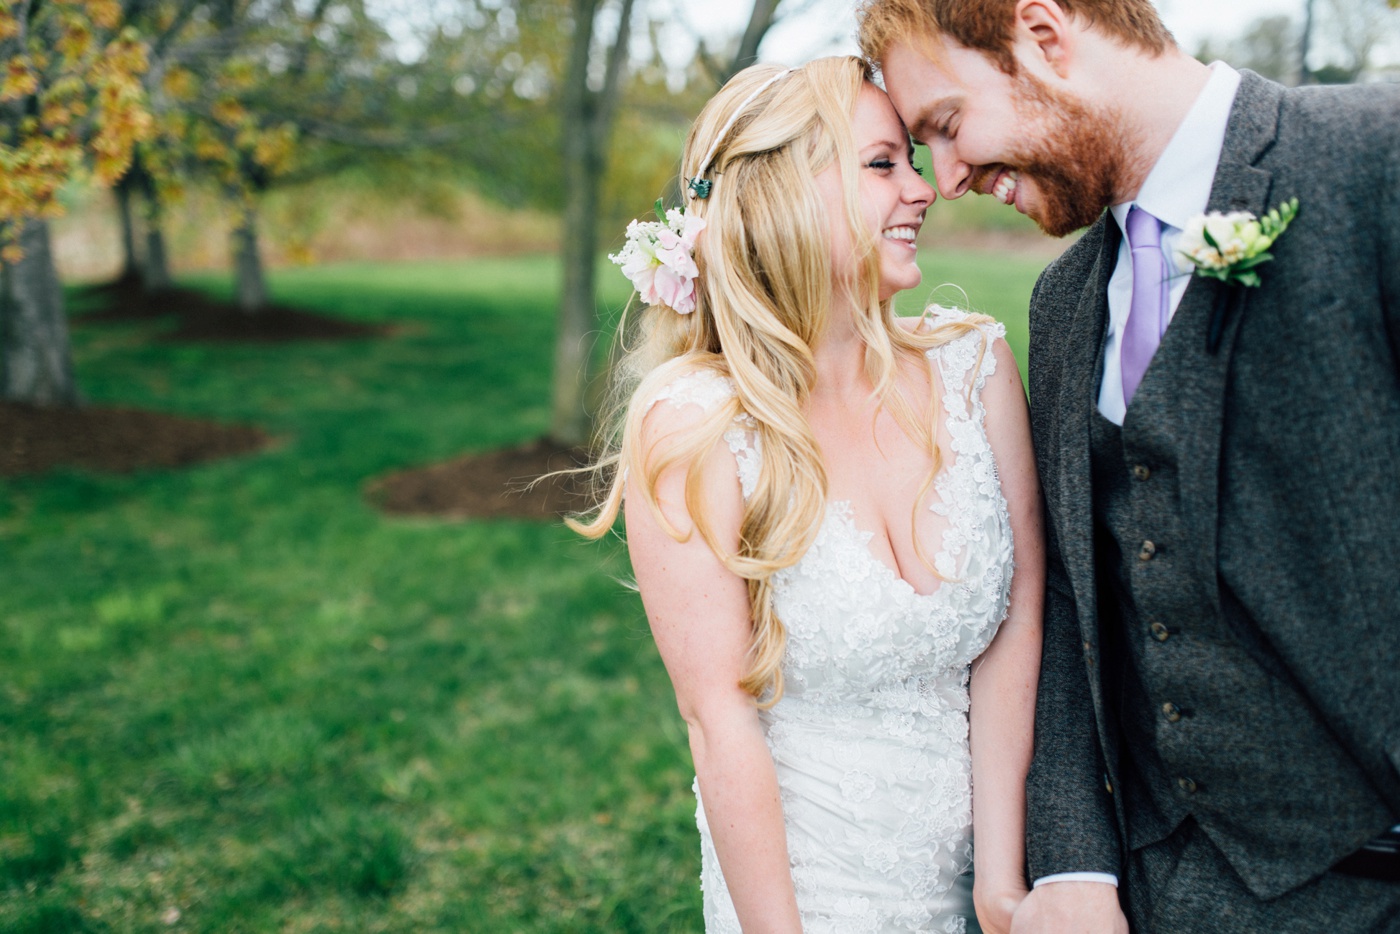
[609,207,706,315]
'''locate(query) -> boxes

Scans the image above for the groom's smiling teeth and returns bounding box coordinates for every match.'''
[883,226,919,242]
[993,169,1020,205]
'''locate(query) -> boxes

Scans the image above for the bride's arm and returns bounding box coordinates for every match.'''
[625,401,802,934]
[968,339,1045,934]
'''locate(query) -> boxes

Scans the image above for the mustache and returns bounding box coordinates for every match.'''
[968,164,1001,194]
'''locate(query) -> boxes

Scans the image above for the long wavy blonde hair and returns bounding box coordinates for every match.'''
[571,55,989,705]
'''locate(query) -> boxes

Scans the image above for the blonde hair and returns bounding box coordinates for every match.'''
[571,55,990,705]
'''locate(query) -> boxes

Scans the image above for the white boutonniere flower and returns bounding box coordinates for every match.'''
[1175,198,1298,288]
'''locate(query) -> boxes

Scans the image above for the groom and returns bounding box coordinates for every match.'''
[859,0,1400,931]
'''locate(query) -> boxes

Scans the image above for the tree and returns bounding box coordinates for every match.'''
[1197,16,1298,84]
[549,0,638,447]
[104,0,201,293]
[547,0,787,447]
[1300,0,1399,83]
[130,0,408,312]
[0,0,152,404]
[1317,0,1398,81]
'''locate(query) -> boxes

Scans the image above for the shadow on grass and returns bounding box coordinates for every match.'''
[75,276,390,343]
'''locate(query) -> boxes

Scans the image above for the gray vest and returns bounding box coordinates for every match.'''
[1086,318,1389,874]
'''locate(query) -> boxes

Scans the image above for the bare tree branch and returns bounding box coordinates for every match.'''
[726,0,779,79]
[596,0,638,139]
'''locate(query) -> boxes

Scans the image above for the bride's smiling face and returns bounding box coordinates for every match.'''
[813,83,936,301]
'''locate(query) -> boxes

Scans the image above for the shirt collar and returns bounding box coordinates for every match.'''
[1111,62,1242,235]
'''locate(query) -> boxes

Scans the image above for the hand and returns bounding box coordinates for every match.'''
[973,881,1029,934]
[1010,881,1128,934]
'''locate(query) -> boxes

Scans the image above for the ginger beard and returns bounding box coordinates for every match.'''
[974,72,1134,238]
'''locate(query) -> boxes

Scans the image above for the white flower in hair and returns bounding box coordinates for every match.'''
[609,206,707,315]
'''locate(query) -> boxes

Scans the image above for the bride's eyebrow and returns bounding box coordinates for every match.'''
[862,138,907,155]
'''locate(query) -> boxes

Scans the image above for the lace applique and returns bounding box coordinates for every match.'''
[643,369,760,500]
[925,309,1015,635]
[691,309,1013,931]
[646,368,736,415]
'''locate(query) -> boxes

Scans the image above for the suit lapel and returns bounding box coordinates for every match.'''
[1169,72,1281,612]
[1056,219,1117,641]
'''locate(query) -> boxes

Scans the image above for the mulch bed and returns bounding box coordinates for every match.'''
[76,278,387,343]
[0,401,272,477]
[18,278,576,520]
[365,438,595,520]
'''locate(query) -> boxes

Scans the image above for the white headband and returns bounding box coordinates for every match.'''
[687,68,795,200]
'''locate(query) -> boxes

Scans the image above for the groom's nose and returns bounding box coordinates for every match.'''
[929,145,973,201]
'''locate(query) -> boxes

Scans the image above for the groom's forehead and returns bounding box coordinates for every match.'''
[887,36,1009,96]
[883,42,1001,135]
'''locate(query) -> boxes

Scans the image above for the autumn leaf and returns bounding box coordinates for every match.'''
[2,58,38,102]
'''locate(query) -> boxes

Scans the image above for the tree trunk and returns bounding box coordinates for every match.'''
[550,128,604,446]
[144,211,172,292]
[1,218,80,405]
[1299,0,1316,84]
[140,169,172,292]
[727,0,781,82]
[549,0,636,448]
[231,208,269,313]
[114,174,143,285]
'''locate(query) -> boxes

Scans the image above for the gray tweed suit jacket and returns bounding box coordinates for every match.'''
[1023,71,1400,899]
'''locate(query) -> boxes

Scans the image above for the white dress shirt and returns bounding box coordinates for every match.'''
[1097,63,1242,425]
[1034,64,1243,892]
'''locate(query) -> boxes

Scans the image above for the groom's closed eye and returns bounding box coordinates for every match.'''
[909,101,959,145]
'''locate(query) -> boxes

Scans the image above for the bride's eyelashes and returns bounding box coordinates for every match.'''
[864,157,926,176]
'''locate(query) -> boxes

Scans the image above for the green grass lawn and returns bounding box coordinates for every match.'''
[0,248,1047,933]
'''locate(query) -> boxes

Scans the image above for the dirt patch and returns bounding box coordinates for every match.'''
[76,278,387,343]
[0,402,273,477]
[366,438,595,520]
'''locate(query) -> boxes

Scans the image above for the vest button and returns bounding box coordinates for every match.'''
[1150,622,1170,642]
[1138,540,1157,561]
[1132,464,1151,481]
[1177,777,1199,794]
[1161,702,1182,723]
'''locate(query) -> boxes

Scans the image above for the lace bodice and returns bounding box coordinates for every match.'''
[647,308,1013,933]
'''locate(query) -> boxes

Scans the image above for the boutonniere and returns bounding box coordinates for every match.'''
[1175,197,1299,288]
[608,199,706,315]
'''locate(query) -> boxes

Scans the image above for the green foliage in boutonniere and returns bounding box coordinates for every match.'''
[1176,197,1299,288]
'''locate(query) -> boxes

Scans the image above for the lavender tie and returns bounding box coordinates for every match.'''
[1121,205,1170,406]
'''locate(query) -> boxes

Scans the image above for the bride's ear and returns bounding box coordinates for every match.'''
[1011,0,1076,80]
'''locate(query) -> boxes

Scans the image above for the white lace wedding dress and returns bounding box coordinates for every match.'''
[647,310,1013,933]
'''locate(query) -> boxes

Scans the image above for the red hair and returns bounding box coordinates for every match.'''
[857,0,1175,74]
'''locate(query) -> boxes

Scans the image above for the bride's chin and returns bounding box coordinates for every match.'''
[880,273,921,299]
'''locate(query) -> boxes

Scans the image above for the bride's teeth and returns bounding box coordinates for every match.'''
[883,226,917,241]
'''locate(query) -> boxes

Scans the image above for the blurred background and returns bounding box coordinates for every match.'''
[2,1,1395,931]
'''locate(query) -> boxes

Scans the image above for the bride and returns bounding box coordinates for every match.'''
[573,56,1043,934]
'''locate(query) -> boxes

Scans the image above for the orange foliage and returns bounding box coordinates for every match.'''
[0,3,153,251]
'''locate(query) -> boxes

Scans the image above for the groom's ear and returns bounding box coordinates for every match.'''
[1011,0,1076,79]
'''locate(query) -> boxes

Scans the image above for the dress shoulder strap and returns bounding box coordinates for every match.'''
[923,306,1005,421]
[641,367,761,501]
[644,368,737,416]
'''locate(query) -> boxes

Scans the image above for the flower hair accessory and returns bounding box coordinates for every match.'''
[609,199,707,315]
[1176,198,1299,288]
[687,68,794,200]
